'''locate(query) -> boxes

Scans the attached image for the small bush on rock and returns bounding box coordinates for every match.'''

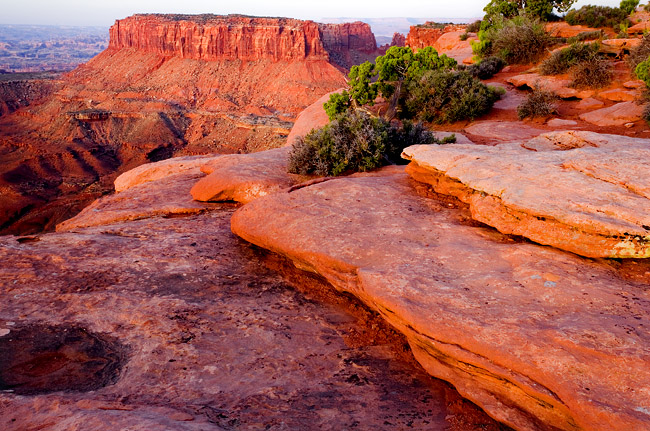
[517,85,559,119]
[468,56,507,79]
[477,15,551,64]
[628,33,650,70]
[569,56,612,88]
[564,5,629,28]
[287,110,447,176]
[402,70,503,123]
[634,55,650,87]
[540,42,600,75]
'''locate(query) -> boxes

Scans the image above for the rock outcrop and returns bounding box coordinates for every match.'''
[231,165,650,431]
[402,131,650,258]
[579,101,645,126]
[406,24,467,51]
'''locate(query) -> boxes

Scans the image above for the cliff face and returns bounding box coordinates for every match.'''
[108,14,378,66]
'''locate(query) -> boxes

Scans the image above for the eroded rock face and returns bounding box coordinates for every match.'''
[231,166,650,431]
[402,131,650,258]
[285,90,339,146]
[406,24,467,51]
[506,73,593,99]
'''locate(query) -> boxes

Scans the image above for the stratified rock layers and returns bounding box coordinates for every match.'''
[402,131,650,258]
[231,167,650,431]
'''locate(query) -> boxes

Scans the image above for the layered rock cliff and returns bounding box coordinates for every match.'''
[108,14,377,68]
[0,14,379,234]
[406,23,467,51]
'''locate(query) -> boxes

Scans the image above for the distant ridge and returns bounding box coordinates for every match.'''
[320,16,480,37]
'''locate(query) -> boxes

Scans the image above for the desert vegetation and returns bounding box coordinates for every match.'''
[292,46,501,176]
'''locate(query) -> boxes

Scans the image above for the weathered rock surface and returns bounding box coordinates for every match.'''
[575,97,605,110]
[506,73,593,99]
[1,205,508,430]
[402,131,650,258]
[464,121,546,143]
[598,88,639,102]
[57,168,214,232]
[114,155,222,192]
[579,101,645,126]
[191,148,299,204]
[231,166,650,431]
[546,118,577,127]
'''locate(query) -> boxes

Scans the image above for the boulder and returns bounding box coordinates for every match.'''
[579,101,645,126]
[507,73,593,99]
[231,166,650,431]
[114,155,222,192]
[191,147,299,204]
[402,131,650,258]
[623,80,645,89]
[545,22,600,38]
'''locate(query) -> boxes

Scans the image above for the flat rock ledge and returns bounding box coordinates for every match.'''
[231,166,650,431]
[402,131,650,258]
[191,147,301,204]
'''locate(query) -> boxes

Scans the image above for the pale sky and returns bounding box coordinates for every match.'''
[1,0,628,27]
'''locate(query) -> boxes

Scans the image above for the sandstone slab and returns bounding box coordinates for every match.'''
[402,131,650,258]
[231,166,650,431]
[575,97,605,110]
[579,101,644,126]
[464,121,546,143]
[597,88,639,102]
[114,155,222,192]
[545,22,600,38]
[57,168,213,232]
[506,73,593,99]
[546,118,577,127]
[191,147,300,204]
[3,208,504,430]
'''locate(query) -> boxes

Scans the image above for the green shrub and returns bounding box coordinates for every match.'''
[468,56,507,79]
[540,42,600,75]
[490,16,552,64]
[323,91,351,121]
[565,5,629,28]
[569,56,612,88]
[620,0,640,15]
[459,33,469,41]
[635,55,650,86]
[517,85,558,119]
[466,20,482,33]
[287,110,445,176]
[402,70,503,123]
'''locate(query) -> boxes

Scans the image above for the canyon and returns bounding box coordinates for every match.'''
[1,10,649,431]
[0,14,381,235]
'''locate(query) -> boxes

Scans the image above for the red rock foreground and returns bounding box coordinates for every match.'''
[0,177,508,430]
[402,131,650,258]
[231,166,650,431]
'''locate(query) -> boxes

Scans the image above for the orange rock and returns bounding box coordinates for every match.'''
[402,130,650,258]
[286,90,341,146]
[231,166,650,431]
[597,88,640,102]
[545,22,601,38]
[575,97,605,110]
[507,73,593,99]
[464,120,546,143]
[579,101,645,126]
[114,155,222,192]
[191,148,298,204]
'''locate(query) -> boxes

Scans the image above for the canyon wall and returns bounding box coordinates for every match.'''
[0,14,378,234]
[107,14,377,67]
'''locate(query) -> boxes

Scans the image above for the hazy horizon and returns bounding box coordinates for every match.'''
[1,0,625,27]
